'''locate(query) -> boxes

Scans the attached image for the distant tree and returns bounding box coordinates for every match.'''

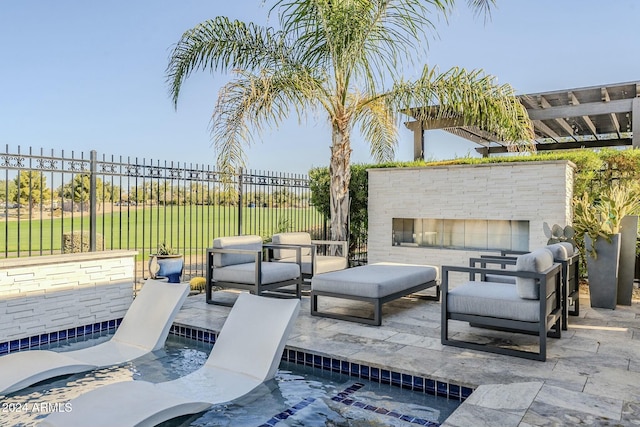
[14,171,51,207]
[61,174,107,210]
[0,180,17,204]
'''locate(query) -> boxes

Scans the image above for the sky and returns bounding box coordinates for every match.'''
[1,1,639,175]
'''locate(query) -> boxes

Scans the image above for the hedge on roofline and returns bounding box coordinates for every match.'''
[309,148,640,254]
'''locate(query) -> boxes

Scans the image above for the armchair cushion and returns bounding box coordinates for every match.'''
[515,248,554,300]
[278,255,348,275]
[212,262,300,285]
[447,281,540,322]
[212,235,263,267]
[544,242,574,261]
[271,232,312,259]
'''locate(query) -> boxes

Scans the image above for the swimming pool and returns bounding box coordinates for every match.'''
[1,332,460,426]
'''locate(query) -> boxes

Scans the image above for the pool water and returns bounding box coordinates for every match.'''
[1,333,460,427]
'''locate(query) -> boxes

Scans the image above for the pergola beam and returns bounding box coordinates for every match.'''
[569,91,598,137]
[475,138,633,155]
[537,96,576,139]
[528,98,633,121]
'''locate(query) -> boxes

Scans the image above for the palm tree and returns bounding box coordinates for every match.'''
[167,0,533,247]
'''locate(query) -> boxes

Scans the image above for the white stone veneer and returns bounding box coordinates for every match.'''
[368,161,575,285]
[0,250,137,342]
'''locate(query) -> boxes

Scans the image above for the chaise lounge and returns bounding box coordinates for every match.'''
[0,279,189,395]
[442,248,563,361]
[41,293,301,427]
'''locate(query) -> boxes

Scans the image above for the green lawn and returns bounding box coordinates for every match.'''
[0,205,325,259]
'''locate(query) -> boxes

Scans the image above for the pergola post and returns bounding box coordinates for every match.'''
[633,97,639,149]
[405,121,424,161]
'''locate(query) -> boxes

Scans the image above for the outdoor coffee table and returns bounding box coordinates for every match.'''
[310,262,439,325]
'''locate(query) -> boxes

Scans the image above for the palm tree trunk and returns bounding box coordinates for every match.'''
[329,126,351,256]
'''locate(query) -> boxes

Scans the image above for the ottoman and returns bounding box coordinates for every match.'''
[311,262,439,325]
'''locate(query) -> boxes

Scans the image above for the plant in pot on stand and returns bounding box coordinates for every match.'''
[573,184,640,309]
[149,243,184,283]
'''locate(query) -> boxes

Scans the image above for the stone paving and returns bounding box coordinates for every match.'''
[174,289,640,426]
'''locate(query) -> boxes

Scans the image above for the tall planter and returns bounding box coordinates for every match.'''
[585,233,621,310]
[617,215,638,305]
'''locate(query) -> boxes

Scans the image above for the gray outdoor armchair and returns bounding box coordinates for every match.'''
[269,232,348,281]
[442,248,563,361]
[205,235,302,306]
[475,242,579,330]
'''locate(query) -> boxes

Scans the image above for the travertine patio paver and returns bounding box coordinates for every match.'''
[174,290,640,425]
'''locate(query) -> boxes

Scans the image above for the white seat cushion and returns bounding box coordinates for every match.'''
[515,248,554,300]
[271,232,312,259]
[278,255,348,275]
[311,262,437,299]
[212,262,300,285]
[447,281,540,322]
[212,235,263,267]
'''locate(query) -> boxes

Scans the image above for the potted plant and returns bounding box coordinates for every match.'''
[148,243,184,283]
[573,184,640,309]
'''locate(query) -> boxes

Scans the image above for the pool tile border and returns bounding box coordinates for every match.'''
[0,321,473,405]
[0,319,123,356]
[170,323,474,402]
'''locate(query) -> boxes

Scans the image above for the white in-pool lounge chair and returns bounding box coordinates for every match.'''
[0,279,189,396]
[41,292,300,427]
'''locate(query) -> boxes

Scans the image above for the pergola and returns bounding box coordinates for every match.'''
[404,80,640,159]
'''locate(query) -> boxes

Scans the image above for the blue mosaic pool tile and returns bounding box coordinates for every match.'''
[437,381,448,397]
[413,376,424,391]
[76,326,84,337]
[93,322,101,332]
[449,384,460,399]
[58,330,67,340]
[360,364,369,379]
[39,334,49,345]
[370,367,380,382]
[341,360,350,375]
[108,319,116,328]
[101,321,108,330]
[10,340,19,352]
[391,371,402,386]
[380,369,390,384]
[50,331,58,343]
[425,379,436,394]
[30,336,40,347]
[0,342,8,356]
[350,363,360,377]
[331,358,341,372]
[322,356,331,370]
[313,354,322,368]
[461,386,473,400]
[20,338,30,350]
[402,373,413,389]
[305,352,313,366]
[296,351,305,364]
[388,411,402,418]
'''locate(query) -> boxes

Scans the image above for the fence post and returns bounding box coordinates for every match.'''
[237,168,243,236]
[89,150,97,252]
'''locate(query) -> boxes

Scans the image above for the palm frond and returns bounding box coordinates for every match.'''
[211,67,326,173]
[353,95,398,163]
[391,66,533,148]
[166,17,290,107]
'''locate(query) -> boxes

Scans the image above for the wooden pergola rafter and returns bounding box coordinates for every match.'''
[404,80,640,158]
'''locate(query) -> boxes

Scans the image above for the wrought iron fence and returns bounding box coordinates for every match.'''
[0,145,329,282]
